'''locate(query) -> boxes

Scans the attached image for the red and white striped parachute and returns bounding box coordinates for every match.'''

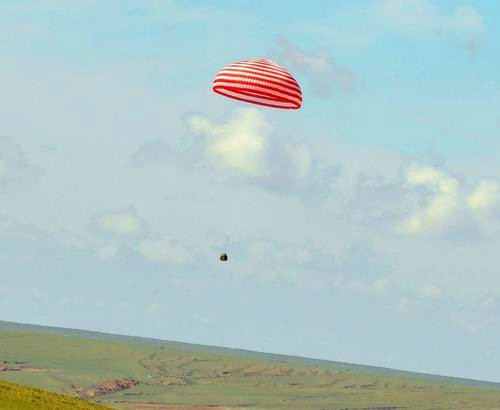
[212,58,302,110]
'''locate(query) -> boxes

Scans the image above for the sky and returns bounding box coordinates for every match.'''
[1,0,500,382]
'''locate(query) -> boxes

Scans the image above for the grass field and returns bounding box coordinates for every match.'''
[0,379,110,409]
[1,321,500,409]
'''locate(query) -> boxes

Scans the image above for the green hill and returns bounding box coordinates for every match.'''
[0,379,110,409]
[1,320,500,409]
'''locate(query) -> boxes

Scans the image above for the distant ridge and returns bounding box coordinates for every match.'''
[1,319,498,390]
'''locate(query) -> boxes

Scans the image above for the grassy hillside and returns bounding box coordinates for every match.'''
[1,321,500,409]
[0,379,110,409]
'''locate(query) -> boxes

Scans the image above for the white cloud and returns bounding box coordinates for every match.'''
[397,297,416,314]
[0,136,39,185]
[98,212,142,236]
[290,21,375,48]
[186,108,331,199]
[418,283,443,299]
[187,108,269,176]
[333,275,392,295]
[128,139,171,167]
[399,164,500,236]
[138,239,189,264]
[96,244,120,261]
[396,286,445,314]
[374,0,485,51]
[246,240,274,261]
[400,164,461,234]
[479,297,497,311]
[451,314,497,335]
[273,38,354,97]
[244,240,315,282]
[284,142,313,179]
[243,238,393,296]
[467,179,500,211]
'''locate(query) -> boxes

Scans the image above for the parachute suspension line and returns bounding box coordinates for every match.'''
[223,225,234,254]
[218,224,231,263]
[214,193,234,261]
[218,196,244,261]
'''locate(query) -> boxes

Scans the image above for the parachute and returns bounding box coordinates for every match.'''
[212,58,302,261]
[212,58,302,109]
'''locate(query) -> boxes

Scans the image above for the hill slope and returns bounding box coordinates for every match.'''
[0,379,110,410]
[1,320,500,409]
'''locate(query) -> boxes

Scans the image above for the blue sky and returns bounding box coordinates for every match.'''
[1,0,500,382]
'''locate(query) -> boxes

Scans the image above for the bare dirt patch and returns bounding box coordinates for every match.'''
[72,378,139,398]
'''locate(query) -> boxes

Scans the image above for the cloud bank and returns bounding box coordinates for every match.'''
[185,108,340,200]
[273,38,355,98]
[400,164,500,235]
[138,239,190,264]
[97,211,142,236]
[374,0,485,51]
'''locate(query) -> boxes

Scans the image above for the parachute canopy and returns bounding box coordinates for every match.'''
[212,58,302,110]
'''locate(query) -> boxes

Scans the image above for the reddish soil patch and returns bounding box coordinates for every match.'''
[72,378,139,398]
